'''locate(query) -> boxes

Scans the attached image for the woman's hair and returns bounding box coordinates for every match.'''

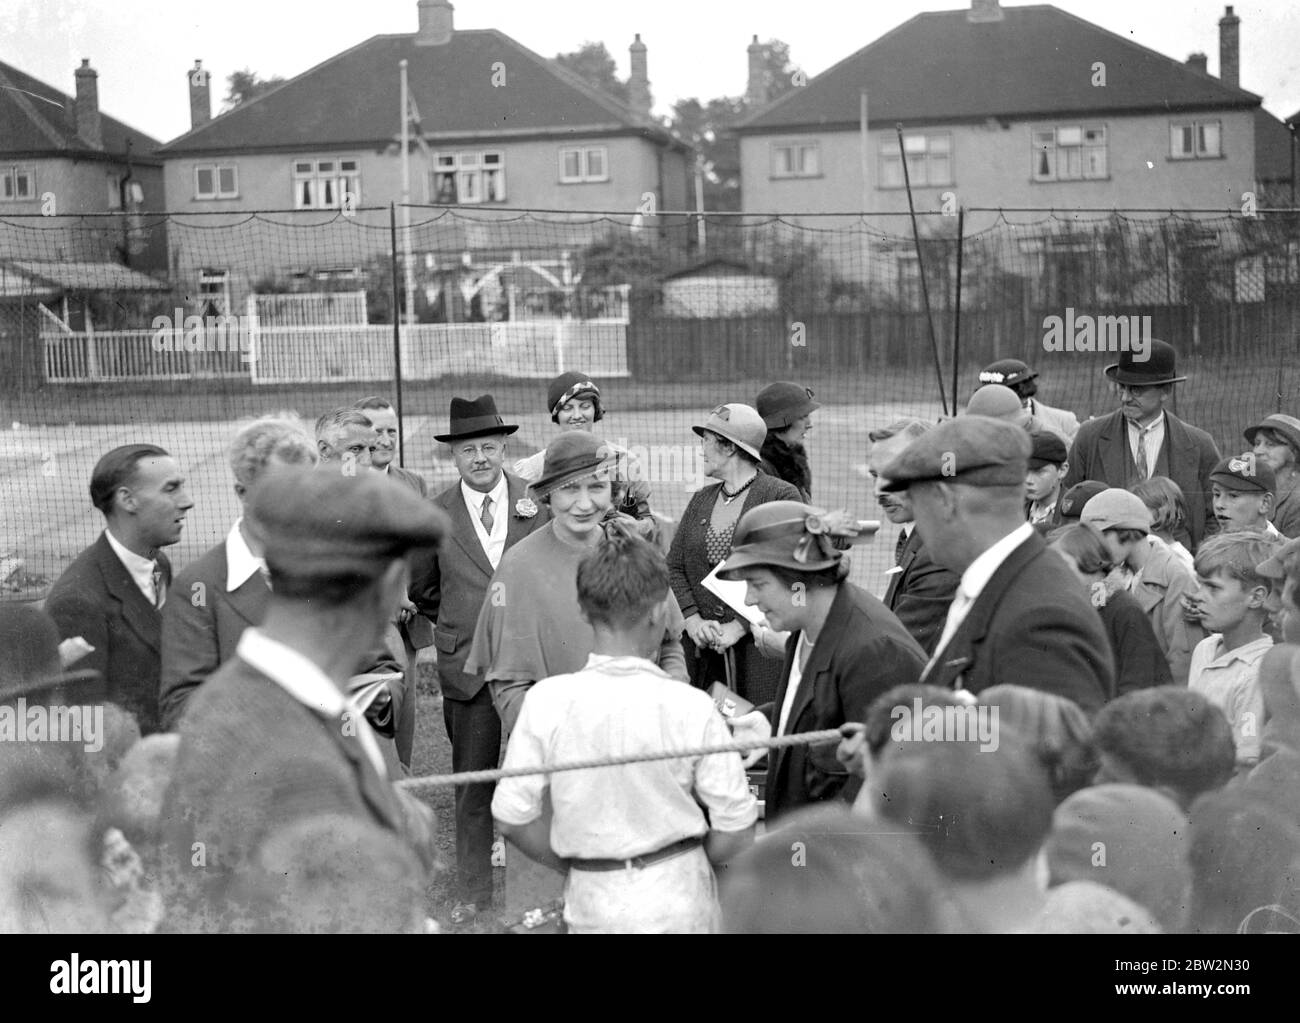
[977,685,1098,804]
[1133,476,1188,538]
[576,522,670,629]
[1047,523,1113,576]
[703,430,759,465]
[535,468,613,507]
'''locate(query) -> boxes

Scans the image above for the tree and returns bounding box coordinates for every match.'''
[553,42,629,106]
[223,69,286,110]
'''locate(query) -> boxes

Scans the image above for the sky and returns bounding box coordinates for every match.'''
[2,0,1298,144]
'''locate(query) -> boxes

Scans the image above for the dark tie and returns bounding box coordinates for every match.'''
[894,529,910,566]
[480,495,494,533]
[151,564,165,609]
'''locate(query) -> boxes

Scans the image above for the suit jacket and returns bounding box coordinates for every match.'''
[920,532,1113,715]
[45,533,171,735]
[387,464,429,497]
[409,473,551,701]
[884,529,960,656]
[385,464,434,649]
[762,582,927,820]
[160,539,269,731]
[1031,399,1081,445]
[1063,409,1221,550]
[160,653,434,932]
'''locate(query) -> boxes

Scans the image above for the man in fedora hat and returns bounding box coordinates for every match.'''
[978,358,1080,444]
[408,394,550,925]
[1063,340,1221,551]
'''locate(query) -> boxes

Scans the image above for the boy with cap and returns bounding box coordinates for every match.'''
[1210,453,1282,539]
[1081,488,1203,686]
[1187,532,1281,769]
[1025,431,1069,534]
[492,527,756,933]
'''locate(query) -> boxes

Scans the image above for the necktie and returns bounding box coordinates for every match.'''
[480,494,494,534]
[894,529,910,566]
[150,564,165,609]
[1134,427,1150,482]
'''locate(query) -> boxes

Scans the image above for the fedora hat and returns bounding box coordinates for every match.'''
[1104,339,1186,387]
[716,501,848,577]
[529,432,617,497]
[434,395,519,443]
[692,403,766,462]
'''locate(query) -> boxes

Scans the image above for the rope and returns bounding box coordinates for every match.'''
[396,727,847,791]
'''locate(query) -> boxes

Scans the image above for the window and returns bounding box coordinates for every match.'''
[198,269,230,317]
[771,142,821,179]
[878,132,953,188]
[1170,120,1221,159]
[558,146,609,183]
[292,159,361,209]
[1032,125,1108,181]
[1,166,34,201]
[194,163,238,200]
[429,151,506,204]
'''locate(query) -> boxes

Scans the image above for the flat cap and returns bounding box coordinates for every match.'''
[1210,453,1276,494]
[877,415,1032,492]
[249,466,448,580]
[1028,430,1069,469]
[1080,488,1151,534]
[1059,480,1108,521]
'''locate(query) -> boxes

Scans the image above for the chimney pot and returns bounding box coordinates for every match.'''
[968,0,1004,23]
[73,58,102,149]
[628,34,651,120]
[746,36,768,108]
[1219,4,1240,89]
[416,0,454,47]
[1186,52,1208,75]
[189,59,212,130]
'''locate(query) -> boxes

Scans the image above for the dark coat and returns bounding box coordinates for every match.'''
[762,582,927,820]
[159,539,269,731]
[1098,586,1175,698]
[387,464,429,498]
[44,533,171,735]
[409,472,551,701]
[759,434,812,501]
[1063,409,1221,551]
[920,531,1113,715]
[884,529,960,656]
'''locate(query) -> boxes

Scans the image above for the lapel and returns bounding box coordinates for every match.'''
[1096,409,1132,486]
[503,472,544,549]
[94,533,162,653]
[782,583,853,734]
[323,716,403,831]
[1159,411,1190,483]
[213,542,269,627]
[436,481,495,578]
[885,529,921,606]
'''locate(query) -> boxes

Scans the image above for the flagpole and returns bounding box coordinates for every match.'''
[399,59,416,331]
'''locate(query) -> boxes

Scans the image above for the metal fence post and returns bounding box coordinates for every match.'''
[952,207,965,417]
[389,202,405,466]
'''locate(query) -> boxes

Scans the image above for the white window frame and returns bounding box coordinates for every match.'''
[1032,125,1108,182]
[194,163,238,200]
[429,150,506,204]
[558,146,610,184]
[1,165,35,201]
[1170,120,1222,160]
[770,141,821,179]
[878,132,953,189]
[291,158,361,210]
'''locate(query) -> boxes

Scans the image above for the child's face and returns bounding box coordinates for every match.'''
[1099,529,1133,568]
[1194,568,1263,635]
[1025,463,1066,503]
[1212,484,1270,533]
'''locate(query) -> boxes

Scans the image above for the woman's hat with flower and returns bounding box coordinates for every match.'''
[716,501,851,577]
[692,403,766,462]
[529,431,616,497]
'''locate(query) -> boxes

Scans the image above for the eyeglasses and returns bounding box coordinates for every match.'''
[458,443,502,458]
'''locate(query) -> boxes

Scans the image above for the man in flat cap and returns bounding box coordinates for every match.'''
[877,415,1113,713]
[1062,341,1220,552]
[161,467,448,932]
[979,358,1079,444]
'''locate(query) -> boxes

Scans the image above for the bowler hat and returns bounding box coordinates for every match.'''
[877,415,1032,492]
[1244,414,1300,458]
[756,382,820,430]
[979,358,1037,388]
[434,395,519,443]
[529,432,617,497]
[716,501,847,577]
[547,371,603,423]
[692,404,766,462]
[1210,453,1276,495]
[1105,339,1186,387]
[0,604,102,703]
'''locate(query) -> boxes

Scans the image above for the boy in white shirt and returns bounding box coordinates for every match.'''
[492,528,757,933]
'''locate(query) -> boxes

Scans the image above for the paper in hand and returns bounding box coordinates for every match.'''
[347,672,400,711]
[701,562,765,626]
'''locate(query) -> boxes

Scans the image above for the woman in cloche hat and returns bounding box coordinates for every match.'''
[755,381,820,501]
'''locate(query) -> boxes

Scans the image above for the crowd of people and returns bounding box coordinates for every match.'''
[3,343,1300,934]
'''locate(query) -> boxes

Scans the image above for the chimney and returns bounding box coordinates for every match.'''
[1186,52,1208,75]
[74,59,102,149]
[416,0,454,46]
[968,0,1004,23]
[628,34,651,120]
[746,35,768,108]
[1219,5,1240,89]
[189,60,211,129]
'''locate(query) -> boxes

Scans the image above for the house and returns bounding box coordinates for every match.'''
[155,0,693,318]
[734,2,1268,221]
[662,259,779,317]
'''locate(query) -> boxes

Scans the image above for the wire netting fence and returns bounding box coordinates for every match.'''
[2,204,1298,597]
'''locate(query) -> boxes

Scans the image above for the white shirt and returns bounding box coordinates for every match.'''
[927,522,1035,671]
[104,528,163,607]
[236,627,387,778]
[462,473,509,570]
[776,632,812,737]
[1128,413,1165,480]
[492,654,757,859]
[224,517,267,591]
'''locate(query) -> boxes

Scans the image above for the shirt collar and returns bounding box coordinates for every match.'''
[959,522,1034,602]
[461,472,508,512]
[583,652,670,677]
[1206,634,1273,668]
[1129,412,1165,435]
[104,527,157,584]
[225,518,266,591]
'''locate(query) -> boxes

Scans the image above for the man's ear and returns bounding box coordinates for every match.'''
[1261,493,1275,515]
[115,485,137,514]
[317,439,330,458]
